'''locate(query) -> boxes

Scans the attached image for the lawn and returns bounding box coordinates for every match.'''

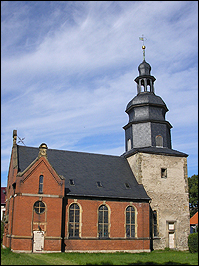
[1,247,198,265]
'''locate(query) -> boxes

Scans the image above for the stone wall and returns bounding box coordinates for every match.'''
[127,152,190,250]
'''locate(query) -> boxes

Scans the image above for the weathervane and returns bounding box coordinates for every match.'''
[139,34,147,61]
[17,135,26,146]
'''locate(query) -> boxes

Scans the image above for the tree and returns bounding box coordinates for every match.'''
[188,174,198,217]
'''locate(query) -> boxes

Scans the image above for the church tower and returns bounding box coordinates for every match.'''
[123,44,172,151]
[123,43,190,251]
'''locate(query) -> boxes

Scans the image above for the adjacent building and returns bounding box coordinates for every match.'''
[1,187,6,221]
[190,212,198,233]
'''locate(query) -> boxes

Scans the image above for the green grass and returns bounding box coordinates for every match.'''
[1,247,198,265]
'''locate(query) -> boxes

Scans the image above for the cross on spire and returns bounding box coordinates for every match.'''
[139,35,147,61]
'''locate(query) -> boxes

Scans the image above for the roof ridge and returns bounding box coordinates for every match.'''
[18,144,122,158]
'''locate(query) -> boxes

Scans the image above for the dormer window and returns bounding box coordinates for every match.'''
[96,181,103,187]
[69,179,75,186]
[124,183,131,189]
[39,175,43,194]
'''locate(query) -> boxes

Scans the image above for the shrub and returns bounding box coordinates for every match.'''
[188,233,198,253]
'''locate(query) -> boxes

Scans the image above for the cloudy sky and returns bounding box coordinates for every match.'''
[1,1,198,187]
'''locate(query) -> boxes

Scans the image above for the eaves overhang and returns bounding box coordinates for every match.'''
[126,102,168,114]
[123,120,173,130]
[134,75,156,83]
[65,193,151,202]
[122,147,188,158]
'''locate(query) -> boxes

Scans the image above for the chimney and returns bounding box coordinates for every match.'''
[13,130,17,146]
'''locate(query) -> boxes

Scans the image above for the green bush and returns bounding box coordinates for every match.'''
[188,233,198,253]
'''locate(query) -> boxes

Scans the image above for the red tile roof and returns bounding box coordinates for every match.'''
[1,187,6,204]
[190,212,198,225]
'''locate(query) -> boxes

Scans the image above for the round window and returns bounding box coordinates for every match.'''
[34,201,45,214]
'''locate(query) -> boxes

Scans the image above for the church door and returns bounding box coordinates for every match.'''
[169,232,175,249]
[167,222,176,249]
[33,231,44,252]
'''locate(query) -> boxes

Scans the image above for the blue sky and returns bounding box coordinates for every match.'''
[1,1,198,187]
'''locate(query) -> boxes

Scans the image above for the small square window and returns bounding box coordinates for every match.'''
[161,168,167,178]
[169,223,175,230]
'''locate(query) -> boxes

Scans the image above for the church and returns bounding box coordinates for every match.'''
[3,45,190,253]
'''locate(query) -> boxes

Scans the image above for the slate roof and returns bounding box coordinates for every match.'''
[17,145,150,201]
[126,92,168,113]
[122,146,188,158]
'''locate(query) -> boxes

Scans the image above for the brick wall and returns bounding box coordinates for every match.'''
[64,198,150,252]
[3,149,151,253]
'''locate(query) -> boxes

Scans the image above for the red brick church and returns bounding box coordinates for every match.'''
[3,47,190,253]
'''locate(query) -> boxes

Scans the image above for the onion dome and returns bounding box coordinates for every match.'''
[138,60,151,76]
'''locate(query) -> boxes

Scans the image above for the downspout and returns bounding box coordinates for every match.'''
[61,187,69,252]
[143,204,144,251]
[149,202,153,251]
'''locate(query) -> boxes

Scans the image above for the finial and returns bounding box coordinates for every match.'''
[38,143,48,158]
[139,35,147,61]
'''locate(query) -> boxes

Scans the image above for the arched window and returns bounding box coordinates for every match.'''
[68,203,80,238]
[38,175,43,194]
[140,79,145,92]
[98,204,109,238]
[127,138,131,151]
[126,206,136,238]
[156,135,163,147]
[152,210,159,237]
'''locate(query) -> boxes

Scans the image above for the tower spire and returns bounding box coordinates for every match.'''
[139,35,147,61]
